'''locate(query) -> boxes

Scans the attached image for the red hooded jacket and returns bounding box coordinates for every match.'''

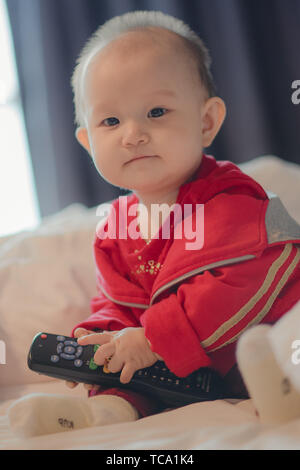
[72,155,300,377]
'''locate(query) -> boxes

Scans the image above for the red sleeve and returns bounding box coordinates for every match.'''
[71,288,141,336]
[140,243,300,377]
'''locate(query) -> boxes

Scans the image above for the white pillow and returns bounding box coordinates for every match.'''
[0,204,100,388]
[239,155,300,224]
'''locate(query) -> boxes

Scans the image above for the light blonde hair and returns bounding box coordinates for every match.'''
[71,10,216,127]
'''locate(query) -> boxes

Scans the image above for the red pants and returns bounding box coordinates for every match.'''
[88,387,166,418]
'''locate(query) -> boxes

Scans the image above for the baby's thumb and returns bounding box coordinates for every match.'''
[73,328,91,338]
[78,332,112,345]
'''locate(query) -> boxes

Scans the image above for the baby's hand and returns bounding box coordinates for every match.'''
[78,327,162,385]
[65,328,102,392]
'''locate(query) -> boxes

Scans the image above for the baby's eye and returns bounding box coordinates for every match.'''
[148,107,167,118]
[102,117,119,127]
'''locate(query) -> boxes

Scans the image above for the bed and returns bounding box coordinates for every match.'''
[1,155,300,450]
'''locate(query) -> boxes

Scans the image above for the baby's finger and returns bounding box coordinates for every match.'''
[77,332,112,346]
[73,328,90,338]
[94,343,116,366]
[106,354,123,374]
[65,380,78,388]
[119,363,135,384]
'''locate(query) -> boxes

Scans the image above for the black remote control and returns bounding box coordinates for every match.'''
[28,332,227,407]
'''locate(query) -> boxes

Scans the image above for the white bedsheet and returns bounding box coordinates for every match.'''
[1,380,300,450]
[0,155,300,450]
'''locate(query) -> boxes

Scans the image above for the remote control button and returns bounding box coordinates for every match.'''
[64,340,78,347]
[57,335,65,342]
[60,353,76,360]
[88,358,98,370]
[64,346,76,354]
[41,334,47,339]
[195,374,204,387]
[74,359,83,367]
[75,347,83,357]
[50,355,59,363]
[57,343,64,354]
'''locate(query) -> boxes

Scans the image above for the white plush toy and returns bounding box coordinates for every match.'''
[236,300,300,425]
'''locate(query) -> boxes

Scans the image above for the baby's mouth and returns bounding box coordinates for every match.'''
[126,155,158,164]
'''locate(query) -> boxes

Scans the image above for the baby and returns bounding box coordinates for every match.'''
[8,10,300,437]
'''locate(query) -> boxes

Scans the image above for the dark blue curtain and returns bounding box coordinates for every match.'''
[6,0,300,217]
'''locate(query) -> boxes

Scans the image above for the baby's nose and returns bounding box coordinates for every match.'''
[122,122,150,147]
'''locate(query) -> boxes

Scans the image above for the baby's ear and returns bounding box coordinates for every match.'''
[201,97,226,148]
[75,127,91,154]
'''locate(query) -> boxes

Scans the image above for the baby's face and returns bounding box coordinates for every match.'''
[78,30,217,200]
